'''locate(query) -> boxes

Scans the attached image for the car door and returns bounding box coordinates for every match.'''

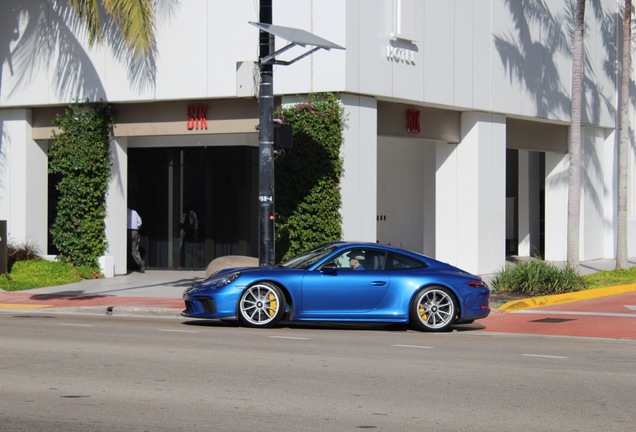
[296,249,390,318]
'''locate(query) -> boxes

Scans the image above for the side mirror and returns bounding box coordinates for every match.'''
[320,263,338,274]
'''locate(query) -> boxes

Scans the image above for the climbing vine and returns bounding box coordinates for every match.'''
[48,100,115,267]
[274,93,345,261]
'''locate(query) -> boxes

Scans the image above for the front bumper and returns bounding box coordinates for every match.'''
[181,287,242,319]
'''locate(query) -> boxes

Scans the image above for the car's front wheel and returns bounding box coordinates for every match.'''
[410,286,456,332]
[238,282,286,328]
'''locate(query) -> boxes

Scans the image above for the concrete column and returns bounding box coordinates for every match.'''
[105,137,128,275]
[340,94,377,242]
[602,129,617,259]
[0,109,48,253]
[517,150,541,257]
[580,127,607,261]
[435,112,506,275]
[544,152,568,261]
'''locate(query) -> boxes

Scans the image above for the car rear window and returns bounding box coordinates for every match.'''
[388,252,428,270]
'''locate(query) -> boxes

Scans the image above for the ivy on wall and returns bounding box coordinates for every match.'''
[274,93,346,262]
[48,101,115,267]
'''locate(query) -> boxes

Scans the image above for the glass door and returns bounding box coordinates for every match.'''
[128,146,258,270]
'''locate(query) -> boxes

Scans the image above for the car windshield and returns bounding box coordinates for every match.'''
[279,244,338,270]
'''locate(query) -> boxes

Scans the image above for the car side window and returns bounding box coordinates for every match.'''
[388,252,428,270]
[334,254,350,269]
[323,249,388,271]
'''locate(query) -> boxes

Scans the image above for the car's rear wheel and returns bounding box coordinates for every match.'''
[238,282,286,328]
[410,286,456,332]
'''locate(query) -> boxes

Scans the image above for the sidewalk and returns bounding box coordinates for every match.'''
[0,270,205,318]
[1,258,635,319]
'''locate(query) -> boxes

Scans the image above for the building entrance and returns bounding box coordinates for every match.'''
[128,146,258,270]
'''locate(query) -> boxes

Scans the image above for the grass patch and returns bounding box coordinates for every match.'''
[584,266,636,289]
[0,259,102,292]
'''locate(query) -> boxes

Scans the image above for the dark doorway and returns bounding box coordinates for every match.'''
[128,146,258,270]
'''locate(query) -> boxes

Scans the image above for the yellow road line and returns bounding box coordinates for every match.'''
[0,303,52,310]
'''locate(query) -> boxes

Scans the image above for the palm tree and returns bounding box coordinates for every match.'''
[567,0,586,269]
[68,0,155,58]
[616,0,631,269]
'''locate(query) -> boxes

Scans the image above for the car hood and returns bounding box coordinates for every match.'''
[208,265,263,278]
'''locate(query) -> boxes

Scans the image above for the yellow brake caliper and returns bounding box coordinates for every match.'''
[419,305,428,321]
[268,292,277,317]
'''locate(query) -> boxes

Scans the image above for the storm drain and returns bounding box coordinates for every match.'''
[529,317,576,323]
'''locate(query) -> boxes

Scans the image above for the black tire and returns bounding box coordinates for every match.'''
[238,282,286,328]
[410,286,457,332]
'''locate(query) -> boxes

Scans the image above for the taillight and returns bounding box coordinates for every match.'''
[466,280,487,288]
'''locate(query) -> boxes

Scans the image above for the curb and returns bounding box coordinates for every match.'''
[3,305,183,319]
[498,283,636,313]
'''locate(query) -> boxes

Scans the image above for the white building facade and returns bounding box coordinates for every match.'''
[0,0,634,276]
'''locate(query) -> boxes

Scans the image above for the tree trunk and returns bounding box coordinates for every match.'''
[616,0,631,269]
[567,0,586,269]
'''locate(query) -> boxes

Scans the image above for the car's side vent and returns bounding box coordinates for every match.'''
[197,296,217,314]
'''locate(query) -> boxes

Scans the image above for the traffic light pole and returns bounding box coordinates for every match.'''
[258,0,275,266]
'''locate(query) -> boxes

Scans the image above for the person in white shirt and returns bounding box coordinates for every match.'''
[127,208,146,273]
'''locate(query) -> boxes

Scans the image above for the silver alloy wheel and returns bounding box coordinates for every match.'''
[414,288,455,331]
[239,283,282,326]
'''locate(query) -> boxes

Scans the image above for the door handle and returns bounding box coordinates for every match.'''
[370,281,387,286]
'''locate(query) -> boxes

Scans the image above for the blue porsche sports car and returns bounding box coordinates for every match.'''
[182,242,490,332]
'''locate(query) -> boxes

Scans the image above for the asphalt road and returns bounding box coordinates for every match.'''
[1,311,635,432]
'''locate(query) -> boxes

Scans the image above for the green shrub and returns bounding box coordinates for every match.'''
[0,259,101,292]
[48,100,115,267]
[490,259,587,295]
[274,93,345,261]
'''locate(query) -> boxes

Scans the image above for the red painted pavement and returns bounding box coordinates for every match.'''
[0,291,184,310]
[479,292,636,339]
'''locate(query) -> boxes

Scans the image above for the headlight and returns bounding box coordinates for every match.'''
[215,272,241,288]
[186,272,242,294]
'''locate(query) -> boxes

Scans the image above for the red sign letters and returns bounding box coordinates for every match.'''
[187,105,208,130]
[406,109,420,133]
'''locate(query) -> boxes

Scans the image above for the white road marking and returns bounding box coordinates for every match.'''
[514,310,636,318]
[626,305,636,311]
[157,329,199,333]
[521,354,568,359]
[392,344,434,349]
[58,324,95,327]
[268,336,309,340]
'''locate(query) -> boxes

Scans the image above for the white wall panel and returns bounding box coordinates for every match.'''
[310,0,347,92]
[470,0,495,112]
[423,1,454,106]
[356,0,394,97]
[453,0,474,109]
[340,94,377,242]
[489,1,523,115]
[155,0,209,100]
[208,2,260,98]
[273,0,312,94]
[377,137,433,253]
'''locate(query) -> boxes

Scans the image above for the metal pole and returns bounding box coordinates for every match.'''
[258,0,275,266]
